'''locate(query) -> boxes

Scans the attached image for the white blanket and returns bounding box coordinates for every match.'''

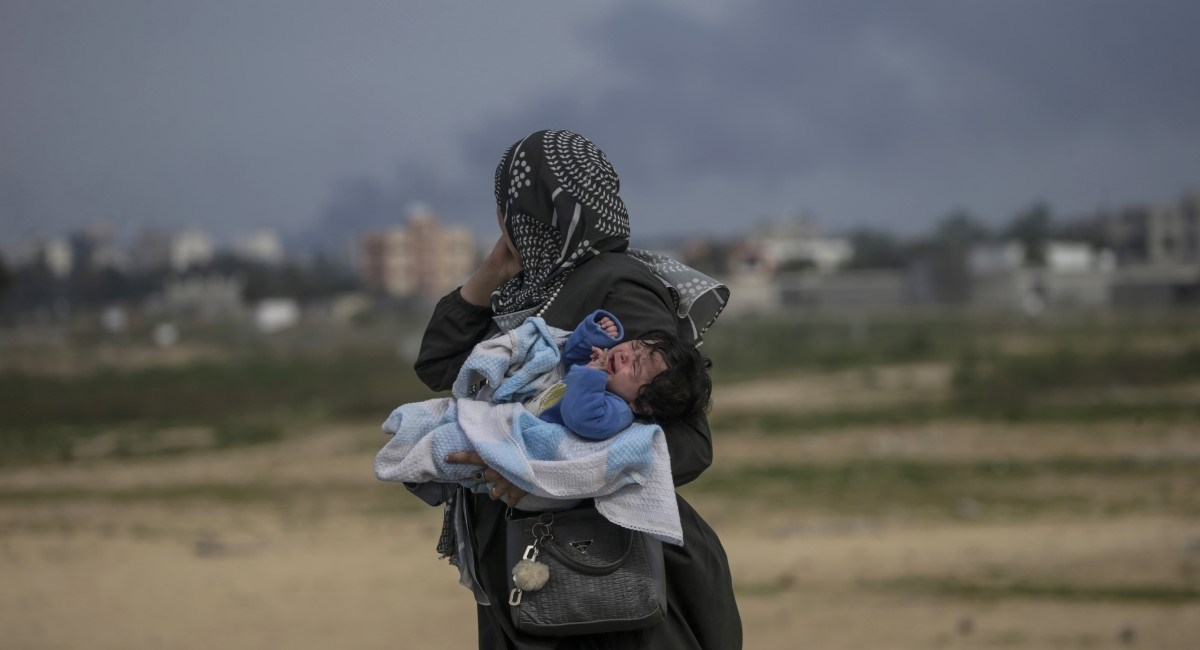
[375,317,683,546]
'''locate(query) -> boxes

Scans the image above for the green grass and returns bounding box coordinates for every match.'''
[703,314,980,380]
[0,352,431,428]
[0,350,435,464]
[5,311,1199,464]
[952,343,1200,410]
[703,311,1200,381]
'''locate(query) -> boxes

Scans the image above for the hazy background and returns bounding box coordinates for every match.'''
[4,0,1200,250]
[3,2,1200,649]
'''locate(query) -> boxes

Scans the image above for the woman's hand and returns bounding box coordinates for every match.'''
[460,215,523,306]
[445,450,528,507]
[485,229,523,280]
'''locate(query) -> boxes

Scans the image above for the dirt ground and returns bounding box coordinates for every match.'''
[3,366,1199,649]
[3,504,1197,650]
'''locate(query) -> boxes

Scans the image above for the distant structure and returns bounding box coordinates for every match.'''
[234,230,285,266]
[730,217,852,275]
[723,217,859,315]
[130,229,215,272]
[1106,193,1200,306]
[145,275,244,321]
[1107,192,1200,266]
[254,298,300,333]
[170,230,215,272]
[360,205,477,299]
[968,240,1115,313]
[130,230,173,272]
[18,238,73,278]
[70,223,127,271]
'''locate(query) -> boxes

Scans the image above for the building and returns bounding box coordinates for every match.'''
[1105,193,1200,307]
[234,230,285,266]
[1147,193,1200,265]
[779,269,909,312]
[1107,193,1200,266]
[1110,264,1200,306]
[19,238,73,278]
[730,217,853,275]
[144,275,244,321]
[361,206,477,299]
[130,230,172,272]
[130,229,215,272]
[170,230,215,271]
[254,298,300,333]
[968,241,1115,313]
[66,222,127,272]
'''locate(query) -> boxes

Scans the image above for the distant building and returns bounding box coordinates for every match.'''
[68,222,126,271]
[731,218,853,275]
[130,229,215,272]
[130,230,172,271]
[1110,264,1200,307]
[780,269,909,311]
[170,230,214,271]
[968,240,1114,313]
[968,242,1024,275]
[254,298,300,333]
[1107,193,1200,266]
[721,271,780,316]
[361,206,477,299]
[145,275,244,320]
[1105,193,1200,307]
[20,238,73,278]
[1148,193,1200,265]
[234,230,285,266]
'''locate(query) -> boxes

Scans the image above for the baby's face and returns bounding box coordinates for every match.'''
[601,340,668,407]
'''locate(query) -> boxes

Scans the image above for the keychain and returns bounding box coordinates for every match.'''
[509,514,554,605]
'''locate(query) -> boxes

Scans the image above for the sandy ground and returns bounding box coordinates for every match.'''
[3,499,1197,650]
[3,366,1199,649]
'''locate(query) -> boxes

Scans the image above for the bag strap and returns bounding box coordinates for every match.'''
[541,529,636,576]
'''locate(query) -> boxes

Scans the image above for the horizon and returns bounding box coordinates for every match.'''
[4,1,1199,254]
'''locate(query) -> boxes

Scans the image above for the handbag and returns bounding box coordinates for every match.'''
[505,506,667,636]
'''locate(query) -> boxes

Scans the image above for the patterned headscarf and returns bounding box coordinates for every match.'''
[492,129,631,315]
[491,130,729,343]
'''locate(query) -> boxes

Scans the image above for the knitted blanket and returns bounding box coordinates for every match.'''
[375,317,683,546]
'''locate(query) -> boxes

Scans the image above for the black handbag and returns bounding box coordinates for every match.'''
[505,507,667,636]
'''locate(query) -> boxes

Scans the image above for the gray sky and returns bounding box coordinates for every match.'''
[3,0,1199,252]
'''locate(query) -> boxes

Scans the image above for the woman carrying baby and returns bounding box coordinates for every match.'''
[414,129,742,649]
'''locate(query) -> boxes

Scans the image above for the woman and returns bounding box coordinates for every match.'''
[414,129,742,649]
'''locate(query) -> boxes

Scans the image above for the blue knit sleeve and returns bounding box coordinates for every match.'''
[557,365,635,440]
[560,309,624,367]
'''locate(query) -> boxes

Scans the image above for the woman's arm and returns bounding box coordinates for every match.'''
[413,289,495,391]
[414,235,521,391]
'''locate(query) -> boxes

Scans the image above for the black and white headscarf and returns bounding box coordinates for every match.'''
[492,129,630,315]
[491,130,729,343]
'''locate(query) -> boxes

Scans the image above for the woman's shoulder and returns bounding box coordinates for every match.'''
[569,251,661,286]
[555,252,678,337]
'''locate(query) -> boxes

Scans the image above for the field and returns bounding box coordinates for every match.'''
[2,311,1199,649]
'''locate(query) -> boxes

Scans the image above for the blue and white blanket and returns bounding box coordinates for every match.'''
[375,317,683,546]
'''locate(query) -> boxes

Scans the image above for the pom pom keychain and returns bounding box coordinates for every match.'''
[513,558,550,591]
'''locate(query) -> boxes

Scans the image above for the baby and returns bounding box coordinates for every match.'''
[531,310,712,439]
[375,308,708,544]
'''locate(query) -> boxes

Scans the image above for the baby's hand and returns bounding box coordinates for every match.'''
[598,316,618,339]
[587,346,610,371]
